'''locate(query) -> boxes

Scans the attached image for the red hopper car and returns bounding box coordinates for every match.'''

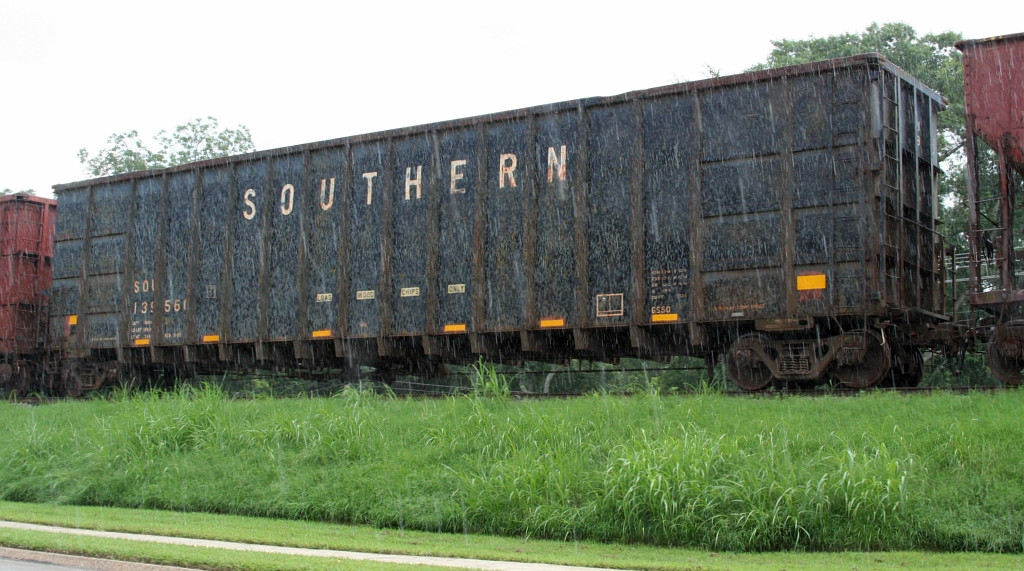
[0,193,57,394]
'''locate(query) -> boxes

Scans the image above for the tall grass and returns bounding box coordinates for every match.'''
[0,386,1021,552]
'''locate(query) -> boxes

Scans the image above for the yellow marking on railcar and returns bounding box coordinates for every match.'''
[202,334,220,343]
[539,318,565,328]
[68,315,78,325]
[133,338,150,346]
[651,313,679,323]
[444,323,467,333]
[311,329,332,338]
[797,273,827,291]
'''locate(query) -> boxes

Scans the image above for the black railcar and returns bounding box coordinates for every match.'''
[49,53,946,392]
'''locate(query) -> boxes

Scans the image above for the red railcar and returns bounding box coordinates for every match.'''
[0,193,57,394]
[957,33,1024,384]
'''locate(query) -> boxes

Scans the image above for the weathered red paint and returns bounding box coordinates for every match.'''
[958,33,1024,169]
[0,194,57,354]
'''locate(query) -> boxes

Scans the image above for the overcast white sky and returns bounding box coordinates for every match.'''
[1,0,1016,197]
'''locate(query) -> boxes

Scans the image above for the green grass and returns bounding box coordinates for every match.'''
[1,385,1022,553]
[0,501,1021,570]
[0,525,453,570]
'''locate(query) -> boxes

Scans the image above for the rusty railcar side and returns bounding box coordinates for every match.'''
[957,33,1024,384]
[0,193,56,394]
[49,53,946,390]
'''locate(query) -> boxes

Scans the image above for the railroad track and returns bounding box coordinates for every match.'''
[6,383,1013,404]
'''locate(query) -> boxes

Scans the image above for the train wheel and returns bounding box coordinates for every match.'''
[832,330,891,389]
[0,363,12,396]
[61,362,84,397]
[92,361,122,391]
[725,334,774,391]
[890,347,924,388]
[14,364,31,396]
[987,322,1024,385]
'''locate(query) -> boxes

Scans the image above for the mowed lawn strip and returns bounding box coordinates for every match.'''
[0,524,453,571]
[0,503,1020,571]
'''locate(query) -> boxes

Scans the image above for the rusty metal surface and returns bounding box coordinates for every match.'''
[957,33,1024,170]
[0,194,56,258]
[48,52,946,372]
[958,34,1024,311]
[0,194,56,355]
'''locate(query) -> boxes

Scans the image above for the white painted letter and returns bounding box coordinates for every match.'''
[499,153,517,189]
[363,172,378,205]
[320,178,335,211]
[242,188,257,220]
[280,184,294,215]
[547,145,567,183]
[450,159,467,194]
[404,165,423,200]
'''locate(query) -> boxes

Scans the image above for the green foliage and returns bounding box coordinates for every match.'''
[1,503,1020,571]
[0,188,35,196]
[153,117,256,167]
[77,130,153,177]
[1,390,1022,552]
[78,117,255,177]
[923,353,999,387]
[471,357,721,396]
[470,358,511,398]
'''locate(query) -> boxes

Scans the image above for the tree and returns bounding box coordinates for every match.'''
[78,117,255,177]
[153,117,256,167]
[76,130,155,177]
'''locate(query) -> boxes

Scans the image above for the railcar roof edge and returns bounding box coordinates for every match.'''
[52,52,944,194]
[0,193,56,206]
[955,31,1024,49]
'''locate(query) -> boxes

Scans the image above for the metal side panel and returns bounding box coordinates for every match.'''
[532,111,579,329]
[436,127,477,334]
[267,153,303,341]
[585,102,635,327]
[306,148,344,338]
[230,161,267,343]
[347,141,386,337]
[195,166,230,345]
[390,135,431,336]
[156,171,196,345]
[642,94,696,325]
[127,178,163,347]
[483,121,528,331]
